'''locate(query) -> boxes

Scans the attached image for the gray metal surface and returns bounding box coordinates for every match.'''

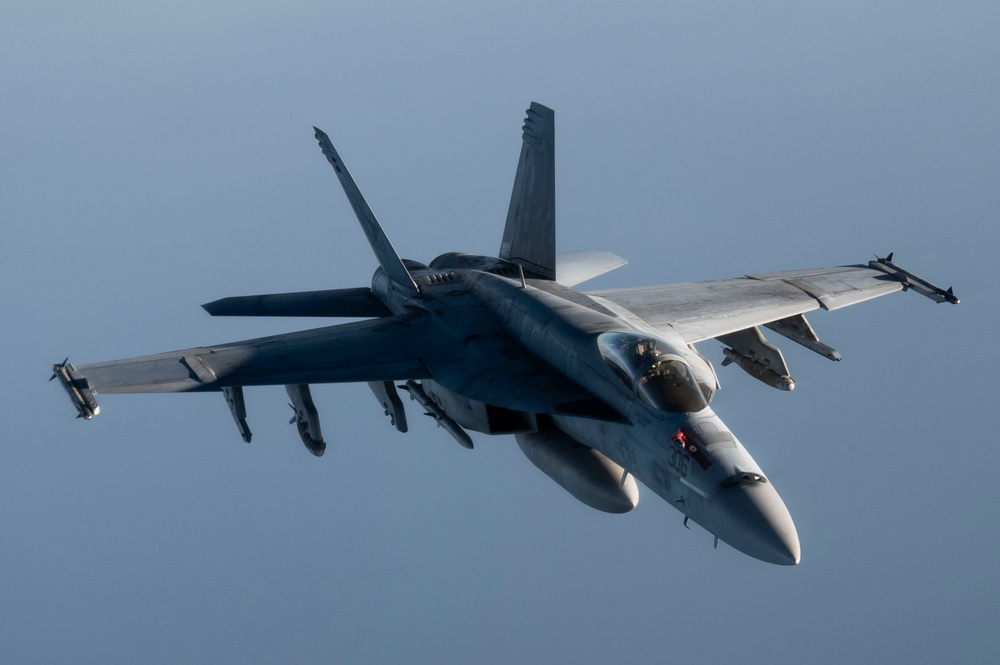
[500,102,556,280]
[587,265,909,343]
[555,251,628,287]
[313,126,419,296]
[70,314,437,393]
[203,287,390,318]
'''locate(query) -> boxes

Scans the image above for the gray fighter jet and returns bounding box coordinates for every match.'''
[53,102,959,565]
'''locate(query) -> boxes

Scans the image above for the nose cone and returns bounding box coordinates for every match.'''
[711,482,800,565]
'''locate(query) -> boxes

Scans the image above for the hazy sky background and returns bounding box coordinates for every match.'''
[3,2,997,663]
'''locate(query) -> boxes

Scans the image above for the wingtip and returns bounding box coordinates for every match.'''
[313,127,338,164]
[874,251,895,263]
[528,101,554,115]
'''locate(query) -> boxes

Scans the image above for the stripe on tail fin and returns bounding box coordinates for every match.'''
[500,102,556,280]
[313,127,419,296]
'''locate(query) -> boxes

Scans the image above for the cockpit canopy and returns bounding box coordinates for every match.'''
[597,332,708,413]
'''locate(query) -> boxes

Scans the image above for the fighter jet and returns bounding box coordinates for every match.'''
[52,102,959,565]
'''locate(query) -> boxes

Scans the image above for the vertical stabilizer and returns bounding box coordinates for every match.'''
[500,102,556,280]
[314,127,419,296]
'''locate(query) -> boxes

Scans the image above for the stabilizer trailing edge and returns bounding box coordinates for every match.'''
[202,287,391,318]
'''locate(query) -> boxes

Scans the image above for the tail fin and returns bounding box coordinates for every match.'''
[500,102,556,280]
[314,127,419,296]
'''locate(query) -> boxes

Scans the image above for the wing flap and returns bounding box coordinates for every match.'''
[556,251,628,287]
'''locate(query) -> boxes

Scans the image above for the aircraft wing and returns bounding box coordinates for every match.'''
[54,309,621,422]
[54,315,438,416]
[587,258,958,344]
[556,251,627,287]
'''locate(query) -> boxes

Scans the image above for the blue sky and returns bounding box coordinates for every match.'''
[3,2,998,663]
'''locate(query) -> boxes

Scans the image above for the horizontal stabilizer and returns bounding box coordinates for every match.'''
[203,288,390,318]
[556,251,627,287]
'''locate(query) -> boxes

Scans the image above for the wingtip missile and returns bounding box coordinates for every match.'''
[49,357,68,382]
[51,360,100,420]
[869,254,960,304]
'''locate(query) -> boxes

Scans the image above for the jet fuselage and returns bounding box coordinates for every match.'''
[373,254,800,565]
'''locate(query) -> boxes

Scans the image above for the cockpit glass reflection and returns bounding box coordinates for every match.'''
[597,332,708,413]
